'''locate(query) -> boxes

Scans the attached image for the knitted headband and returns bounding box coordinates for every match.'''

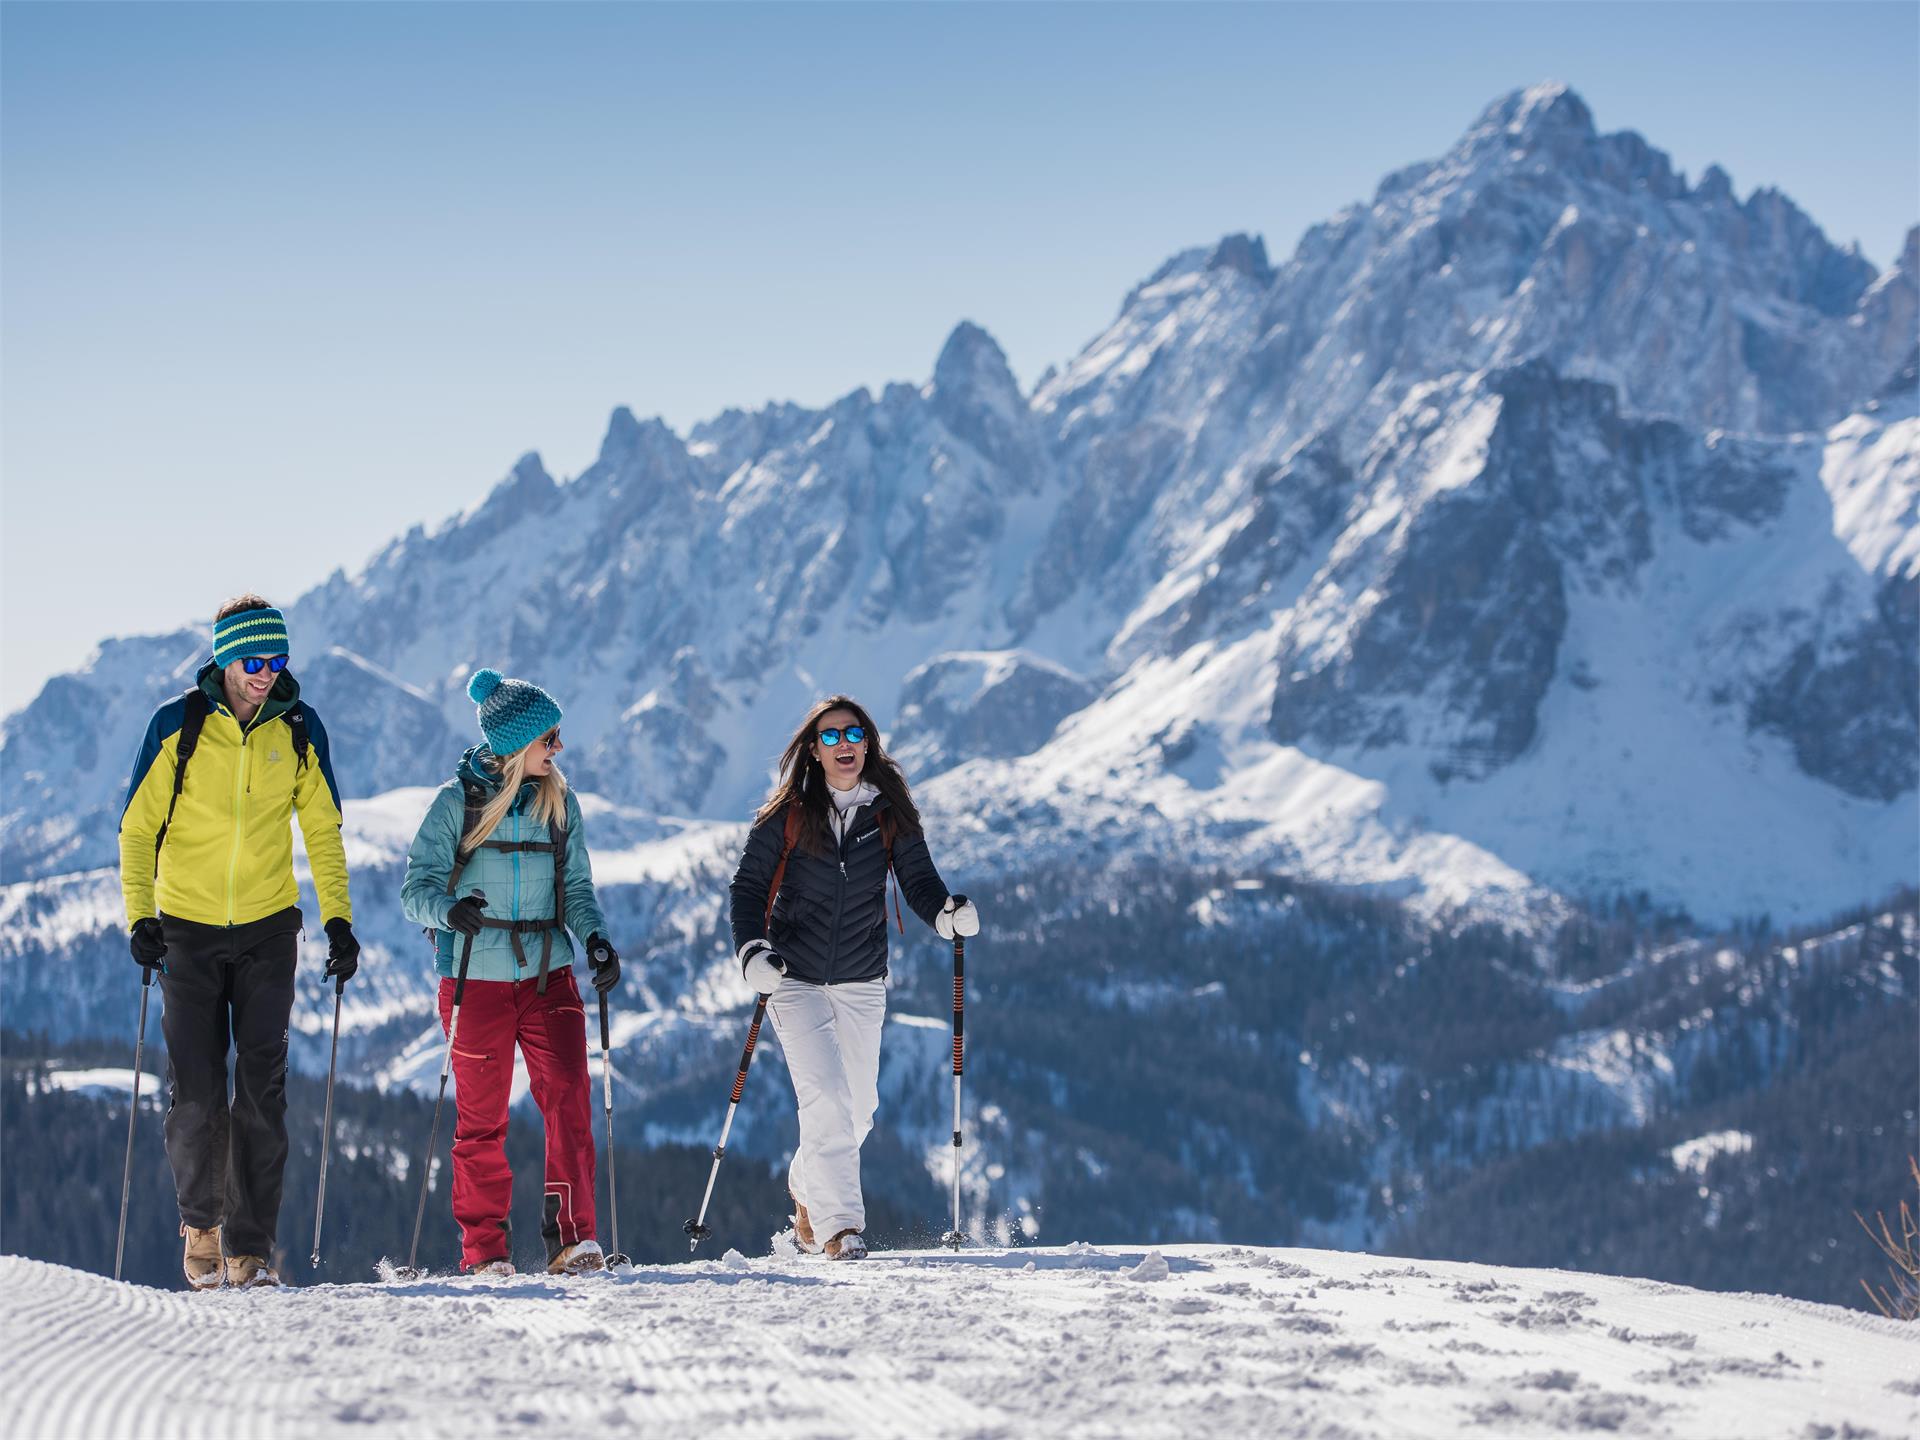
[212,606,290,669]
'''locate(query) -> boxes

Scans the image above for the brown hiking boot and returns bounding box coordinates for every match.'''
[547,1240,606,1276]
[224,1254,280,1288]
[791,1195,821,1254]
[181,1223,223,1290]
[824,1229,867,1261]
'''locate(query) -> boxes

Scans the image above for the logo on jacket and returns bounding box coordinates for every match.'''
[852,828,879,846]
[267,750,282,763]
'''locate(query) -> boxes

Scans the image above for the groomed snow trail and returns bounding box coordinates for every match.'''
[2,1245,1914,1439]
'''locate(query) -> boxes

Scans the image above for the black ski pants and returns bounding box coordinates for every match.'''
[158,906,301,1259]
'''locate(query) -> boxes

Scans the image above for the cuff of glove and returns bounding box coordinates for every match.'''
[738,938,784,974]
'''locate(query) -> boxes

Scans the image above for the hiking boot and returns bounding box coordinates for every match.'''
[825,1229,867,1261]
[181,1223,223,1290]
[547,1240,605,1276]
[791,1195,822,1254]
[463,1258,515,1278]
[224,1254,280,1288]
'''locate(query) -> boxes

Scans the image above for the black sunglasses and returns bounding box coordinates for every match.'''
[240,655,289,675]
[817,725,867,748]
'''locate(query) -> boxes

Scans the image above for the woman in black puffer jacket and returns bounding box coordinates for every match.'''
[727,694,978,1259]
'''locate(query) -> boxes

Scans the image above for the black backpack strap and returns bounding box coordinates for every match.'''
[287,704,311,773]
[446,783,489,896]
[153,689,211,873]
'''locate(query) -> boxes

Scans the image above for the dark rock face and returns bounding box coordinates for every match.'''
[894,652,1096,776]
[1271,483,1568,781]
[1149,440,1353,659]
[1748,576,1920,802]
[1011,421,1186,630]
[580,647,728,815]
[1207,234,1275,287]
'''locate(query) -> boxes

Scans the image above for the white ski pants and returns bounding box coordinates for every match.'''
[767,976,886,1239]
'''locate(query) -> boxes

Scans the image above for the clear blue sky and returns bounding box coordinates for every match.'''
[4,1,1916,712]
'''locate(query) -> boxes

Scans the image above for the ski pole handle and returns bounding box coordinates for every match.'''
[598,987,612,1052]
[732,995,768,1104]
[450,890,485,1008]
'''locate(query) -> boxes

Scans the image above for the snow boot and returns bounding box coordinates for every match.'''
[463,1258,515,1278]
[547,1240,606,1276]
[791,1194,823,1255]
[825,1229,866,1261]
[181,1223,223,1290]
[224,1254,280,1288]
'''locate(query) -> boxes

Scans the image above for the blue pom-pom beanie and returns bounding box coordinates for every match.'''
[467,668,563,758]
[212,605,291,669]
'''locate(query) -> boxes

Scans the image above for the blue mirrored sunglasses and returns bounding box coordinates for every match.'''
[240,655,289,675]
[817,725,867,748]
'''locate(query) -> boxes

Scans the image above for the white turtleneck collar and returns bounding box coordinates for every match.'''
[826,779,880,840]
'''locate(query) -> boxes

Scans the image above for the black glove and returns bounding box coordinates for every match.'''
[323,918,360,985]
[586,934,620,994]
[129,917,167,971]
[445,893,488,936]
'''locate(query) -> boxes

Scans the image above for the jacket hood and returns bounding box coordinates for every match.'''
[196,660,299,729]
[456,744,544,808]
[458,744,502,794]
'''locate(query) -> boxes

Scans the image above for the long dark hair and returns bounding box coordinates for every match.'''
[754,694,922,856]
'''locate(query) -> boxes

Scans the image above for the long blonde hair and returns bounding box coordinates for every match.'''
[461,742,568,856]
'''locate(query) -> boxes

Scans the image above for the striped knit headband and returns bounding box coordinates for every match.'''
[211,606,291,669]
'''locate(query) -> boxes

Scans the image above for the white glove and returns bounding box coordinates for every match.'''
[739,938,786,995]
[935,894,980,940]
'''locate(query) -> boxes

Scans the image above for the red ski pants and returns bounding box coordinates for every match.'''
[437,966,597,1270]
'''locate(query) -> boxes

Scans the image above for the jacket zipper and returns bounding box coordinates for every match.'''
[225,716,250,926]
[826,806,856,985]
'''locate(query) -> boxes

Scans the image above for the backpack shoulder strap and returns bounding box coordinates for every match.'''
[286,703,311,773]
[154,689,211,869]
[446,782,488,894]
[763,801,804,929]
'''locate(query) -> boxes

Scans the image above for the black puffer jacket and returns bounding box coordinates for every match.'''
[728,793,950,985]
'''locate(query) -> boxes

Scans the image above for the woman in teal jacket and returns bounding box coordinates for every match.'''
[401,668,620,1276]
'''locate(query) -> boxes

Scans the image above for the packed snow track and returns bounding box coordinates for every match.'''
[1,1245,1913,1438]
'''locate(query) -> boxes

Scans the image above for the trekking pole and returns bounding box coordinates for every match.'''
[941,898,969,1251]
[399,893,483,1279]
[309,972,346,1268]
[114,964,158,1282]
[683,993,770,1251]
[595,981,631,1268]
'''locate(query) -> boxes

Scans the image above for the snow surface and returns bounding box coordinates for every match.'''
[2,1247,1913,1439]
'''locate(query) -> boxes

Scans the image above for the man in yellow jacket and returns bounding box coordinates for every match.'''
[119,594,358,1289]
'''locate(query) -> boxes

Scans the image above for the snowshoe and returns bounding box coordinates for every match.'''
[547,1240,606,1276]
[181,1223,223,1291]
[462,1258,515,1278]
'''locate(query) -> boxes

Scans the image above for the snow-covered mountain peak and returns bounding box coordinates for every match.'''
[1469,79,1596,151]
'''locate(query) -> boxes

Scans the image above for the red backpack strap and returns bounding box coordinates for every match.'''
[763,801,804,930]
[879,811,904,934]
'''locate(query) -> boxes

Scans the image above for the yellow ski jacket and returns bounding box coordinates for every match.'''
[119,664,353,929]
